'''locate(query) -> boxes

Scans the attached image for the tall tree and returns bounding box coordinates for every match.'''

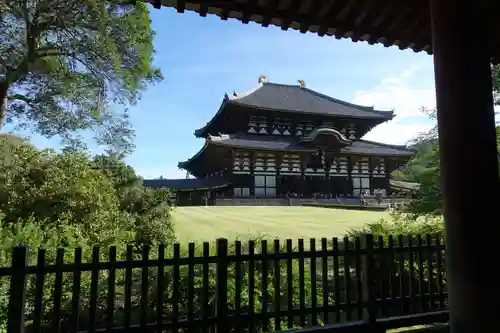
[493,65,500,103]
[0,0,162,154]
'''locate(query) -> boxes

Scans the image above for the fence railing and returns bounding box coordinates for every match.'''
[1,234,448,333]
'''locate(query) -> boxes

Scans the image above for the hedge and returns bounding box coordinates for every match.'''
[301,203,388,211]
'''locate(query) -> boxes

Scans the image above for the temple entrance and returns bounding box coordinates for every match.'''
[177,190,207,206]
[254,175,276,197]
[329,176,351,197]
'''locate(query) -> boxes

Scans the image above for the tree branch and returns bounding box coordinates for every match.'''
[7,93,36,105]
[0,81,8,128]
[35,46,106,82]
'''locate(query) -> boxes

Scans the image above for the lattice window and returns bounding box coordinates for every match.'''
[348,124,356,139]
[295,124,304,136]
[372,157,386,177]
[280,154,301,175]
[254,175,276,197]
[352,176,370,196]
[247,116,258,134]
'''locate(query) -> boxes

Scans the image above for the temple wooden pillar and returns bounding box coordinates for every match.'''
[430,1,500,332]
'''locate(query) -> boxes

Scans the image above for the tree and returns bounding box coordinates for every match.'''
[92,155,175,246]
[0,145,176,330]
[493,65,500,104]
[0,0,162,154]
[391,138,437,182]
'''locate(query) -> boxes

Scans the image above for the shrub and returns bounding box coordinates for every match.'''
[346,212,444,239]
[301,203,387,211]
[92,155,175,246]
[345,213,447,317]
[0,143,176,330]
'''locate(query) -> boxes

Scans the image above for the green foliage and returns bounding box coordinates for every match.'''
[0,140,176,330]
[347,213,446,314]
[393,87,500,217]
[404,123,500,217]
[92,155,175,246]
[391,139,437,183]
[0,143,122,239]
[346,212,444,239]
[143,238,321,332]
[404,144,442,217]
[394,64,500,200]
[0,0,163,155]
[302,203,387,211]
[391,107,438,184]
[493,65,500,105]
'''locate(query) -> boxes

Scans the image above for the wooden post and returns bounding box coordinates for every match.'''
[361,235,380,331]
[250,151,256,197]
[215,238,229,333]
[430,1,500,332]
[8,246,28,333]
[368,156,374,196]
[347,156,353,196]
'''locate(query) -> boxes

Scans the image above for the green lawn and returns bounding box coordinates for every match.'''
[172,206,389,243]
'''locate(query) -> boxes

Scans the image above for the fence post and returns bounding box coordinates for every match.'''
[361,234,380,331]
[215,238,229,333]
[8,246,28,333]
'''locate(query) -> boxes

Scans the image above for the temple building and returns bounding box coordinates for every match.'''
[145,78,415,205]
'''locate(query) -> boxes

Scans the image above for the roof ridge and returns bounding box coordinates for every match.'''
[263,82,298,88]
[302,87,393,115]
[355,139,412,150]
[207,133,231,141]
[261,82,393,115]
[228,83,264,100]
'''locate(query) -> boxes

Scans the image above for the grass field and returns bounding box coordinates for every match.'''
[172,206,389,243]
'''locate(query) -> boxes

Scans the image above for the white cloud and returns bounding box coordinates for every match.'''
[352,64,437,144]
[362,121,435,145]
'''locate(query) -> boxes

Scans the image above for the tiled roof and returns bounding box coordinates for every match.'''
[143,177,230,190]
[342,140,415,157]
[228,82,394,119]
[389,180,421,191]
[205,134,414,157]
[207,133,305,151]
[194,82,394,137]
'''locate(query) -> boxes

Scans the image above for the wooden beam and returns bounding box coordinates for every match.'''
[430,1,500,332]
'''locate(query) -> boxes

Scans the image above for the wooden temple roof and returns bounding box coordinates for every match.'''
[389,179,420,192]
[195,82,393,137]
[144,0,500,64]
[143,176,230,190]
[205,133,413,156]
[228,82,393,119]
[178,133,414,170]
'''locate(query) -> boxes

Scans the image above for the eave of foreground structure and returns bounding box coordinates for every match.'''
[140,0,500,64]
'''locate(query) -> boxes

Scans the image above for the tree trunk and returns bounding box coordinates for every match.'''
[0,81,8,129]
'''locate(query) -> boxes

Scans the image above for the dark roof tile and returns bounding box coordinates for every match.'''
[229,82,394,119]
[206,134,414,157]
[195,82,394,137]
[143,176,230,190]
[342,140,415,156]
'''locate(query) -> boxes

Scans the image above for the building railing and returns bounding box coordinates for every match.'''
[3,234,448,333]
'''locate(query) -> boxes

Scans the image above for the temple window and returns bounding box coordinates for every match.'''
[352,177,370,196]
[255,175,276,197]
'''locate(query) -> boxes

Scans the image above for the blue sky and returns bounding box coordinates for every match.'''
[13,5,441,179]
